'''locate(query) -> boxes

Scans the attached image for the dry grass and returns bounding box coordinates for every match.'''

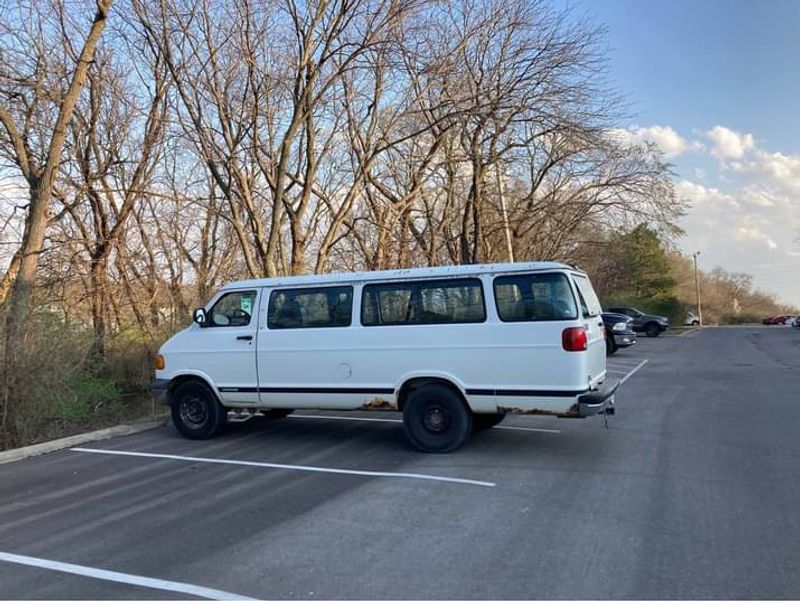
[0,311,166,450]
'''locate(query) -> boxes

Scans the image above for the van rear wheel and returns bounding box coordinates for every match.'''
[403,384,472,453]
[171,381,227,440]
[472,413,506,431]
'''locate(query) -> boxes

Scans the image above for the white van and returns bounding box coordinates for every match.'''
[152,262,617,452]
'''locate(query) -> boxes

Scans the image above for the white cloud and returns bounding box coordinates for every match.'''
[718,147,800,200]
[758,151,800,192]
[740,187,778,208]
[706,126,755,159]
[675,180,739,209]
[677,173,797,303]
[612,125,698,157]
[734,218,779,251]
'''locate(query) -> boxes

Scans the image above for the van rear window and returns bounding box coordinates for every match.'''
[494,273,578,321]
[361,278,485,326]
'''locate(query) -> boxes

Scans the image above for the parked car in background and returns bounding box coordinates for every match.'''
[606,306,670,337]
[792,316,800,328]
[765,315,795,325]
[685,311,700,326]
[602,312,636,356]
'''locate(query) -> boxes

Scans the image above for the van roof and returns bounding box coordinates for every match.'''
[222,261,581,291]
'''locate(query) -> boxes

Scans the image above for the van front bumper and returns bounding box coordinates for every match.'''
[577,377,619,416]
[151,378,171,406]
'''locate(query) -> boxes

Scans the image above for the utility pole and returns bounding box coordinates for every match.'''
[692,251,703,326]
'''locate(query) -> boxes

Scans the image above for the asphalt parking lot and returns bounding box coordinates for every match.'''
[2,327,800,599]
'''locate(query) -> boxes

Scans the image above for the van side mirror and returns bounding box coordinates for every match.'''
[193,308,208,326]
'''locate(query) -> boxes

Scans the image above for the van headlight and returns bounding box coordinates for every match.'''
[612,322,626,332]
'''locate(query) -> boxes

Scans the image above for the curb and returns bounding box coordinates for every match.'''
[0,420,167,466]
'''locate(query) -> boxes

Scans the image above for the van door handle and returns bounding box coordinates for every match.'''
[236,335,253,341]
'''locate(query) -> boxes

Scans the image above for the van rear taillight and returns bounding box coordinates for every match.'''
[562,327,587,352]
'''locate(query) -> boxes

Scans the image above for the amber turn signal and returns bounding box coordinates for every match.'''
[154,354,165,370]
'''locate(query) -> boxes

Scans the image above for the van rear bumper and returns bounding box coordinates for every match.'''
[576,377,619,416]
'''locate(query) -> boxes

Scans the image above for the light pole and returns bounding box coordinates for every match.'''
[692,251,703,327]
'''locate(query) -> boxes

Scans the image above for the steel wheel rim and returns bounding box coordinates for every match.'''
[422,404,450,434]
[179,396,208,429]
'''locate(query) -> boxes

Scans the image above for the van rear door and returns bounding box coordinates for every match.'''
[571,273,606,387]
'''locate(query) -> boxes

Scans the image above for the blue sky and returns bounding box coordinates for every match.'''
[571,0,800,306]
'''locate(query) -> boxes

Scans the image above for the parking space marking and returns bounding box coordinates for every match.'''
[607,358,646,366]
[494,425,561,433]
[289,413,560,434]
[0,551,256,600]
[70,448,496,488]
[619,359,649,384]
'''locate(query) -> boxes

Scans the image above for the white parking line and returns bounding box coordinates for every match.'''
[289,413,560,434]
[70,448,496,488]
[620,359,649,384]
[607,358,646,366]
[0,551,256,600]
[494,425,561,433]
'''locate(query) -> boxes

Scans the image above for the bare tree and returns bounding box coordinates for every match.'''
[0,0,114,445]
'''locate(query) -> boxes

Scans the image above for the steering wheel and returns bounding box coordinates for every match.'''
[231,308,250,319]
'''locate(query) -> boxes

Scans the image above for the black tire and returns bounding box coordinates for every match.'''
[472,413,506,431]
[691,320,700,326]
[645,322,661,337]
[171,381,227,440]
[605,334,617,356]
[260,408,295,419]
[402,383,472,453]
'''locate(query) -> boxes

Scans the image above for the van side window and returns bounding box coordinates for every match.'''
[494,273,578,321]
[268,286,353,329]
[361,278,485,326]
[208,290,257,327]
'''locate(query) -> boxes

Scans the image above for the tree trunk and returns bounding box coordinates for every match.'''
[89,253,108,362]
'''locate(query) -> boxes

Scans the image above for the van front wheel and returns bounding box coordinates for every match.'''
[403,384,472,453]
[171,381,227,440]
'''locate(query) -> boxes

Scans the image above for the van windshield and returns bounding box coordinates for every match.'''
[571,274,602,317]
